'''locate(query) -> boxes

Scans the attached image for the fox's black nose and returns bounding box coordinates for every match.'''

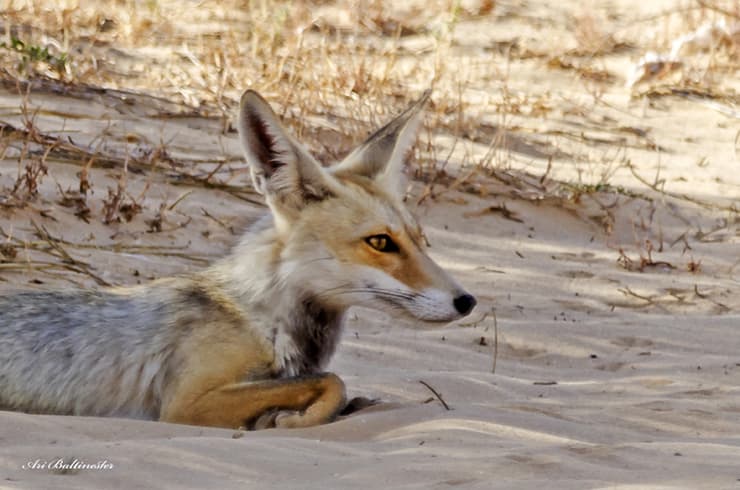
[453,293,477,316]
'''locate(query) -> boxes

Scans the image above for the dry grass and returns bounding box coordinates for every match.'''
[1,0,736,170]
[2,0,462,147]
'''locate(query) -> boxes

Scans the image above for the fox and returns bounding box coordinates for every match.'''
[0,88,476,430]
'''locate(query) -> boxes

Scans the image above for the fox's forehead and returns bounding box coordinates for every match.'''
[335,175,423,241]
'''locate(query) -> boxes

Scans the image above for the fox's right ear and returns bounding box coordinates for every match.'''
[238,90,338,222]
[333,90,430,196]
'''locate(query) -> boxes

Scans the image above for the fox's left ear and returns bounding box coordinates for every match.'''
[238,90,340,225]
[333,90,430,195]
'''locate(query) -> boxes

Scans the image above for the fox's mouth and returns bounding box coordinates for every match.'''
[376,293,415,314]
[347,282,473,323]
[374,291,419,314]
[375,292,462,324]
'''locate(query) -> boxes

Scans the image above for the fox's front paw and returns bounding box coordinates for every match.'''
[341,396,380,416]
[250,409,281,430]
[251,409,303,430]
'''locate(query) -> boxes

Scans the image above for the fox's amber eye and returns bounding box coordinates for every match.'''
[365,234,399,253]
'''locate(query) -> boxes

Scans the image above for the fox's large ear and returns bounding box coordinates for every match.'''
[333,90,430,195]
[238,90,337,222]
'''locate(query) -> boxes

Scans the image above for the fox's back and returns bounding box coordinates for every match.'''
[0,286,179,418]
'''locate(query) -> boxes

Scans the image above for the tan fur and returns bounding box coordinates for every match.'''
[0,89,475,430]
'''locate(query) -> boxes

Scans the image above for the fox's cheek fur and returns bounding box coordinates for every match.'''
[352,246,467,320]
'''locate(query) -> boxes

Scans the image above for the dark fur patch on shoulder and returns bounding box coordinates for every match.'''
[175,283,243,328]
[181,286,214,307]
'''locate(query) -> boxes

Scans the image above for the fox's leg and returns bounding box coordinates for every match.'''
[160,373,346,429]
[254,394,380,429]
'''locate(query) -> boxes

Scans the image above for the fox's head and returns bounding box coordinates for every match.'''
[237,89,476,323]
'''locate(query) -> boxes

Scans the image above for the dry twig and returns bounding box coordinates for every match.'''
[419,380,451,410]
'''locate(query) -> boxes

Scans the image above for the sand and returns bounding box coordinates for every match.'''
[0,0,738,488]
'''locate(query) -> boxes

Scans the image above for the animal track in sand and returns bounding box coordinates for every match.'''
[557,270,595,279]
[611,336,654,348]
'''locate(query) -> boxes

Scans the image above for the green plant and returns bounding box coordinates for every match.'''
[0,37,69,78]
